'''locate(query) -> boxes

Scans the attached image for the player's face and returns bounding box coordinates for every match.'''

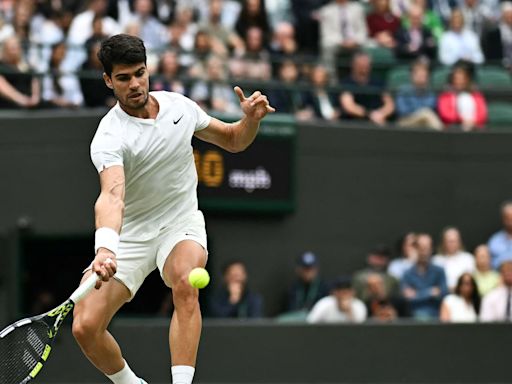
[104,62,149,112]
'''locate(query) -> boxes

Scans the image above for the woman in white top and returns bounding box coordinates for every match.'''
[440,273,480,322]
[433,226,475,291]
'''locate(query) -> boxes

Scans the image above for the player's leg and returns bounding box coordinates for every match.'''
[162,239,207,384]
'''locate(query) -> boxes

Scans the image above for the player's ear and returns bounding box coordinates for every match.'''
[103,73,113,89]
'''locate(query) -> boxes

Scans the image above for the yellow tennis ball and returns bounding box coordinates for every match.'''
[188,268,210,289]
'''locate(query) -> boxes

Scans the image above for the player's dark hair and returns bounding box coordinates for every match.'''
[97,34,146,75]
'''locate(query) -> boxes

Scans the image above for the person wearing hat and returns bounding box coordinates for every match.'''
[282,252,329,315]
[480,256,512,321]
[307,276,367,323]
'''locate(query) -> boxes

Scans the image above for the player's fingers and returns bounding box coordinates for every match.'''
[95,279,102,289]
[104,257,117,276]
[266,104,276,112]
[100,266,110,282]
[248,91,262,103]
[233,86,245,102]
[250,95,268,106]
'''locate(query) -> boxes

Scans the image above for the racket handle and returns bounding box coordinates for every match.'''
[70,273,100,304]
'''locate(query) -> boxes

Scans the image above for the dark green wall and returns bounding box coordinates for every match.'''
[2,112,512,316]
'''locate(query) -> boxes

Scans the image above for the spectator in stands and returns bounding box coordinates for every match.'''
[41,41,83,108]
[482,2,512,70]
[366,0,401,49]
[12,0,34,43]
[235,0,271,44]
[199,0,245,56]
[438,9,484,65]
[296,64,340,121]
[365,272,408,320]
[480,256,512,321]
[401,233,448,319]
[459,0,499,36]
[388,232,418,281]
[437,61,488,131]
[0,14,14,43]
[403,0,444,42]
[129,0,169,51]
[307,276,367,323]
[429,0,457,25]
[473,244,500,296]
[188,30,228,79]
[267,60,303,114]
[0,35,40,108]
[394,5,437,60]
[395,57,443,130]
[432,226,475,291]
[239,26,272,80]
[150,50,186,94]
[265,0,292,28]
[317,0,368,73]
[167,7,197,55]
[352,244,399,302]
[269,21,298,73]
[488,201,512,269]
[291,0,326,53]
[340,51,395,126]
[209,260,264,318]
[440,272,480,322]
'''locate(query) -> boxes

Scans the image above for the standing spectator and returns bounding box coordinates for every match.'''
[340,51,395,125]
[481,2,512,69]
[473,244,500,296]
[388,232,418,281]
[150,50,186,94]
[283,252,329,315]
[480,257,512,321]
[432,226,475,291]
[296,64,340,121]
[366,0,401,49]
[488,201,512,269]
[0,35,40,109]
[437,60,487,131]
[209,260,264,318]
[394,5,437,60]
[317,0,368,73]
[438,9,484,65]
[352,245,399,302]
[401,233,448,319]
[440,273,480,322]
[395,58,443,130]
[235,0,271,43]
[307,277,367,323]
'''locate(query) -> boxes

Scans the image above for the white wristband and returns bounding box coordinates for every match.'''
[94,227,120,256]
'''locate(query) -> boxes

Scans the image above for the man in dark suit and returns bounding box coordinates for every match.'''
[394,5,437,60]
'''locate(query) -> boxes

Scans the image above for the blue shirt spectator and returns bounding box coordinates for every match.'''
[395,84,437,117]
[488,201,512,269]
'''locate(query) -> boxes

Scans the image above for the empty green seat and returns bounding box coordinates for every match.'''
[477,66,512,89]
[487,102,512,131]
[387,66,410,90]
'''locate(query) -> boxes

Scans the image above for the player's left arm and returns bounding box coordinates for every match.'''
[194,86,275,153]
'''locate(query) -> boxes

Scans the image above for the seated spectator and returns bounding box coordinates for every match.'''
[352,244,399,302]
[340,51,395,125]
[480,256,512,321]
[488,201,512,269]
[151,50,186,94]
[267,60,304,114]
[394,5,437,60]
[296,64,340,121]
[432,226,475,291]
[129,0,169,51]
[473,244,500,296]
[80,37,116,108]
[188,30,228,79]
[388,232,418,281]
[366,0,401,48]
[41,41,83,108]
[482,2,512,70]
[269,21,299,74]
[209,260,264,318]
[0,35,40,108]
[459,0,499,37]
[438,9,484,66]
[365,272,408,321]
[239,26,272,81]
[402,0,444,42]
[401,233,448,320]
[291,0,323,53]
[395,58,443,130]
[282,252,329,315]
[235,0,271,43]
[440,273,480,322]
[307,276,367,323]
[317,0,368,72]
[437,61,487,131]
[167,7,197,55]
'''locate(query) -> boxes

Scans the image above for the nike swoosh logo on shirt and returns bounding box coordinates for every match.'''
[174,115,184,124]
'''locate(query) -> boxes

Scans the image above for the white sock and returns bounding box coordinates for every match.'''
[106,360,141,384]
[172,365,195,384]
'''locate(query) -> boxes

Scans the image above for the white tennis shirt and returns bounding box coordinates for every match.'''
[90,91,211,241]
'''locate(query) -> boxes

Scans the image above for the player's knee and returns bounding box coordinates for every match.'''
[172,275,199,311]
[72,313,101,348]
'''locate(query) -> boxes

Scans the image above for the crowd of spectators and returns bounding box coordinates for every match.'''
[206,200,512,323]
[1,0,512,130]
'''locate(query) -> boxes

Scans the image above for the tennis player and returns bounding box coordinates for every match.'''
[71,34,275,384]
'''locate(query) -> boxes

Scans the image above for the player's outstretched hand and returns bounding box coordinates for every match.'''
[92,250,117,289]
[234,86,275,121]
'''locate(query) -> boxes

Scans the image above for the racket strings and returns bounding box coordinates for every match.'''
[0,321,50,384]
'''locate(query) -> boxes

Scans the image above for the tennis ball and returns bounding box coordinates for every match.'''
[188,267,210,289]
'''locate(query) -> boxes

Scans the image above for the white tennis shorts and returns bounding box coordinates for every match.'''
[85,210,207,299]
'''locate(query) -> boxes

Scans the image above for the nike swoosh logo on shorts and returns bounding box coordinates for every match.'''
[174,115,184,124]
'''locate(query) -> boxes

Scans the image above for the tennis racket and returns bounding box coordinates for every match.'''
[0,273,100,383]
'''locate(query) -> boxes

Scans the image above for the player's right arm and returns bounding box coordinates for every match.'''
[93,165,125,288]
